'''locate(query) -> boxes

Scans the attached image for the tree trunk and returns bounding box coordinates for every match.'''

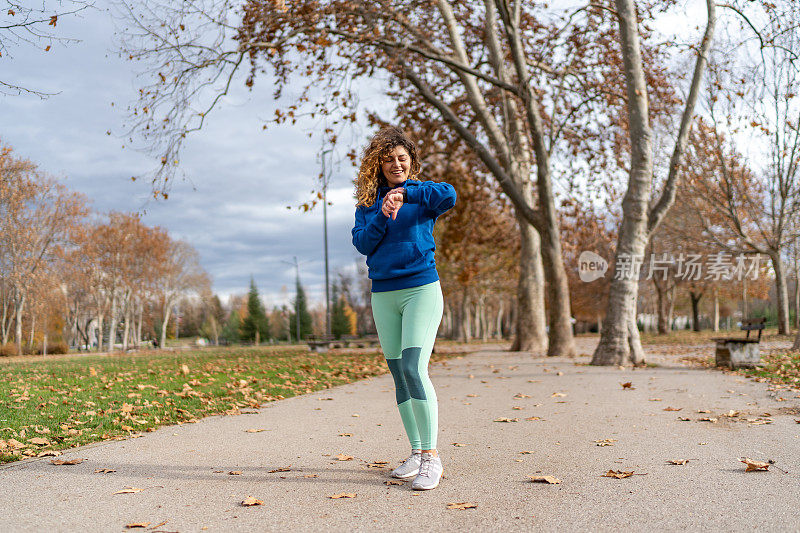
[160,304,172,349]
[654,279,669,335]
[43,332,48,356]
[122,301,131,351]
[713,286,720,332]
[107,292,118,352]
[15,295,25,356]
[511,212,547,352]
[592,0,653,366]
[690,291,702,331]
[771,253,790,335]
[96,314,104,352]
[460,288,471,342]
[496,300,504,340]
[29,314,36,349]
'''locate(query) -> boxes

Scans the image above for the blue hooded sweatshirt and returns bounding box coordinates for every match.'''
[352,179,456,292]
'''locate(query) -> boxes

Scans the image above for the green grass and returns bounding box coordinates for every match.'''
[0,346,459,464]
[734,351,800,388]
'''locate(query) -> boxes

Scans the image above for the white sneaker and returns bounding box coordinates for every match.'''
[391,450,422,479]
[411,453,443,490]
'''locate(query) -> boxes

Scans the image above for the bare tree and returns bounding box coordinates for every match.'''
[591,0,716,366]
[1,1,93,96]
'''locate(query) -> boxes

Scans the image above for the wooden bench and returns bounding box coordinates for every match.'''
[306,335,335,353]
[306,335,382,352]
[713,317,765,369]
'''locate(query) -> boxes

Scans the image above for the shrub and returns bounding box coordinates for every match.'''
[45,342,69,355]
[0,343,18,357]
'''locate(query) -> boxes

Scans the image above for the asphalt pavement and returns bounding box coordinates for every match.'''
[2,339,799,532]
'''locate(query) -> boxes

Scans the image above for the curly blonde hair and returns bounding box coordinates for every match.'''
[355,126,421,207]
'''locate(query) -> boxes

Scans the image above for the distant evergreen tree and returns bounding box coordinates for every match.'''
[289,280,313,340]
[331,283,350,339]
[221,309,241,343]
[240,278,270,344]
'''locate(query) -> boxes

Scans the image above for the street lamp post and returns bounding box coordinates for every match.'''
[321,148,332,338]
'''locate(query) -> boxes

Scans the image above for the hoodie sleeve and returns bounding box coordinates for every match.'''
[404,181,456,217]
[352,205,389,256]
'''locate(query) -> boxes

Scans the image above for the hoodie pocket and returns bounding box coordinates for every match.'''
[367,241,425,279]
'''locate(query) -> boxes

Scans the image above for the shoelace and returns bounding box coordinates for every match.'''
[418,457,433,477]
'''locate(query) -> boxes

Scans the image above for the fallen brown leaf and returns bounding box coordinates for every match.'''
[620,382,634,390]
[37,450,61,457]
[302,474,318,478]
[451,442,467,447]
[494,417,518,423]
[124,522,150,529]
[229,471,242,475]
[51,458,84,465]
[594,439,617,446]
[95,468,116,473]
[678,417,691,421]
[245,428,266,433]
[529,475,561,484]
[519,450,534,454]
[114,487,144,494]
[667,460,688,465]
[334,454,354,461]
[338,433,353,437]
[525,416,543,421]
[241,496,263,506]
[268,467,291,473]
[384,480,403,486]
[698,417,718,423]
[739,457,770,472]
[602,469,634,479]
[28,437,50,446]
[447,502,478,510]
[648,398,662,401]
[329,492,356,499]
[551,392,567,397]
[663,407,682,411]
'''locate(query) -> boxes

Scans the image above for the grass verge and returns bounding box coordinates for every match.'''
[0,346,460,464]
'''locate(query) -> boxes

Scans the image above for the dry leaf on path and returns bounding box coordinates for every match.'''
[451,442,467,447]
[329,492,357,499]
[594,439,617,446]
[649,398,662,401]
[268,467,291,473]
[699,418,718,423]
[365,462,389,468]
[697,409,711,414]
[519,451,534,454]
[384,480,403,486]
[37,450,61,457]
[602,470,634,479]
[124,523,150,529]
[114,487,144,494]
[494,417,518,423]
[95,468,116,473]
[339,433,353,437]
[678,417,691,421]
[667,460,688,465]
[525,416,543,421]
[302,474,318,478]
[740,457,770,472]
[447,502,478,510]
[241,496,263,506]
[529,475,561,484]
[514,393,531,399]
[551,392,567,397]
[664,407,682,411]
[51,458,84,465]
[334,454,354,461]
[620,382,634,390]
[245,429,266,433]
[229,471,242,475]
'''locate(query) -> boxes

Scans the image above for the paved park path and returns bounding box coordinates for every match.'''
[2,339,800,532]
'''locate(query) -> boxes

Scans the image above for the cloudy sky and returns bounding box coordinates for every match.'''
[2,4,392,308]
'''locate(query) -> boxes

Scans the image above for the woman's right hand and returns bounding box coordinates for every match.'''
[382,189,405,220]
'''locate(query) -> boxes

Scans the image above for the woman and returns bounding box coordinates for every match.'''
[351,126,456,490]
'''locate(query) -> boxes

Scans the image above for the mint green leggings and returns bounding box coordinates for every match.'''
[371,281,443,450]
